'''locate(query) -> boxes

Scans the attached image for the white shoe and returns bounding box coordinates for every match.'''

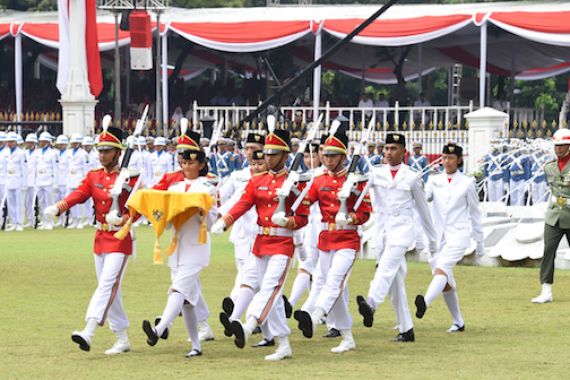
[76,222,84,230]
[331,330,356,353]
[71,319,98,352]
[15,225,23,232]
[105,330,131,355]
[531,284,553,303]
[264,337,292,361]
[198,322,215,342]
[22,222,31,228]
[43,225,53,230]
[4,225,15,232]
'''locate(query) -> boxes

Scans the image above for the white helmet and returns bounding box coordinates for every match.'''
[154,137,166,146]
[39,132,52,142]
[0,131,7,142]
[70,133,83,144]
[25,133,38,143]
[82,136,95,146]
[55,135,69,145]
[17,135,24,144]
[553,128,570,146]
[6,132,19,142]
[137,136,147,146]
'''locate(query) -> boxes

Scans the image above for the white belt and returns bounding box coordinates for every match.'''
[551,195,570,207]
[321,222,357,231]
[95,221,120,232]
[257,226,294,237]
[385,208,413,217]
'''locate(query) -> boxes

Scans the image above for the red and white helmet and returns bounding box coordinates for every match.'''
[553,128,570,146]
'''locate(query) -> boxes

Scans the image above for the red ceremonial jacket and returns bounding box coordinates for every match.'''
[223,168,309,257]
[307,168,371,251]
[57,167,138,255]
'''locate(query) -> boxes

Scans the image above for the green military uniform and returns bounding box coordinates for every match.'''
[542,158,570,284]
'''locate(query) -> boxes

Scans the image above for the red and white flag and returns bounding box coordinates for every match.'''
[56,0,103,97]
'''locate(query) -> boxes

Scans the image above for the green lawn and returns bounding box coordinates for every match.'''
[1,226,568,379]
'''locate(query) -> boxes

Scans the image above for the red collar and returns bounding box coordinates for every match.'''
[558,154,570,172]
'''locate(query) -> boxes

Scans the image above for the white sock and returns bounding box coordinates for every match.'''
[424,274,448,306]
[156,292,185,336]
[182,303,201,352]
[289,272,311,307]
[230,287,255,321]
[442,289,464,327]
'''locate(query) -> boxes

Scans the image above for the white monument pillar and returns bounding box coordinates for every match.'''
[465,107,508,172]
[59,0,97,136]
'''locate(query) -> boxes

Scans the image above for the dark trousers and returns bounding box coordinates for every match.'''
[541,223,570,284]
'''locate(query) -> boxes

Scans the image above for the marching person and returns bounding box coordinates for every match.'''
[530,150,548,204]
[212,129,310,361]
[408,142,428,183]
[23,133,39,228]
[141,129,218,358]
[217,133,265,310]
[43,126,137,354]
[532,128,570,303]
[5,132,25,232]
[66,134,88,228]
[285,143,322,316]
[414,144,484,333]
[294,130,371,353]
[356,133,436,342]
[36,132,58,230]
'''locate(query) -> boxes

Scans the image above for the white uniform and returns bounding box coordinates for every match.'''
[36,146,58,227]
[54,148,69,225]
[66,148,88,224]
[0,144,8,220]
[422,171,483,328]
[23,147,40,226]
[367,164,436,334]
[149,150,174,187]
[6,146,26,228]
[425,172,484,288]
[152,176,217,353]
[218,168,258,299]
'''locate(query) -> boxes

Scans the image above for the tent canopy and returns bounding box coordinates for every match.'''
[1,2,570,82]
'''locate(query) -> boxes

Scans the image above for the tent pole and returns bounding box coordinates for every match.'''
[155,11,162,134]
[113,11,121,126]
[479,20,487,109]
[312,28,322,125]
[162,29,168,136]
[15,31,22,130]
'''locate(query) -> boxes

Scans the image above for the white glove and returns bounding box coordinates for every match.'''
[296,245,307,261]
[43,204,59,218]
[105,210,123,226]
[271,212,289,227]
[335,213,351,228]
[475,242,486,257]
[211,219,226,235]
[428,241,438,255]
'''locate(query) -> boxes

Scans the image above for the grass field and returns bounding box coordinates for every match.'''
[1,226,569,380]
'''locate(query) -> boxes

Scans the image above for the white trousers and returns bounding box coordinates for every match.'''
[231,242,251,299]
[24,187,35,222]
[368,244,413,333]
[487,180,503,202]
[36,186,53,225]
[170,265,203,306]
[247,254,291,338]
[428,244,465,289]
[531,181,548,204]
[298,244,319,274]
[54,186,67,225]
[6,188,23,226]
[86,253,129,332]
[509,180,526,206]
[314,249,356,331]
[302,255,337,330]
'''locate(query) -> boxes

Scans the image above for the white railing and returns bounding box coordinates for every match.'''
[192,100,475,133]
